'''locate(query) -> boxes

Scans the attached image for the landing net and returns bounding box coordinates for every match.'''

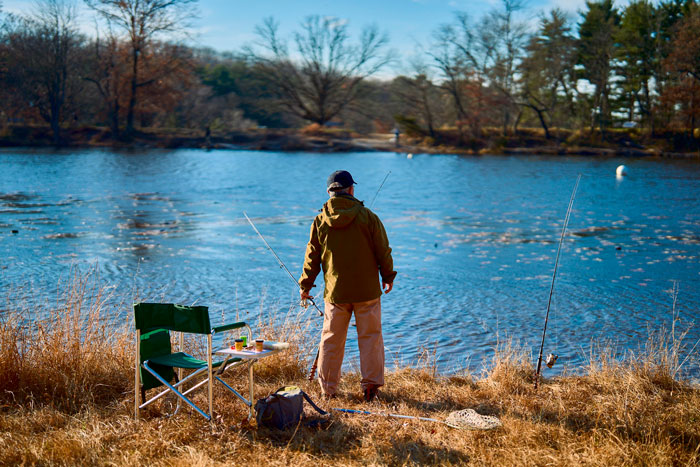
[445,409,502,430]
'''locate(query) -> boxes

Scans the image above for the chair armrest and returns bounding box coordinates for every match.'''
[212,322,247,334]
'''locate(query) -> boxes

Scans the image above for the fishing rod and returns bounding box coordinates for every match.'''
[332,407,502,431]
[308,170,392,381]
[243,212,323,317]
[333,407,442,423]
[534,174,581,390]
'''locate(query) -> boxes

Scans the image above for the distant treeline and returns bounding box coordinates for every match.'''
[1,0,699,149]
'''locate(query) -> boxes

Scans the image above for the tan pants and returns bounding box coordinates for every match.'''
[318,297,384,396]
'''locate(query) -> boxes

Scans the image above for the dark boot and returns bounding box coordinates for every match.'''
[363,384,380,402]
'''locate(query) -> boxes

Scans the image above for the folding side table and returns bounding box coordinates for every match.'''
[214,343,288,419]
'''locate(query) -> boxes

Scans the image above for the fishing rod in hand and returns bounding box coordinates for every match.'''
[534,174,581,390]
[243,212,323,317]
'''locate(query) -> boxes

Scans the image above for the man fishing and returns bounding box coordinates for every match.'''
[300,170,397,402]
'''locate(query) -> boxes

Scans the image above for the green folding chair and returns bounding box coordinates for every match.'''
[133,302,252,421]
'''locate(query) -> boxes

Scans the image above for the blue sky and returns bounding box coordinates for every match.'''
[3,0,593,73]
[193,0,588,61]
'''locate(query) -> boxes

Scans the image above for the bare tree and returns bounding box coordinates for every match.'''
[476,0,530,134]
[429,12,498,140]
[84,0,197,136]
[251,15,392,125]
[664,11,700,137]
[5,0,85,144]
[392,61,442,137]
[84,26,126,137]
[428,16,471,130]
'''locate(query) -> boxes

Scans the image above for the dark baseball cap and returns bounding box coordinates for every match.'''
[327,170,357,190]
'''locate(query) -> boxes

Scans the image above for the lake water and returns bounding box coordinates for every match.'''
[1,148,699,379]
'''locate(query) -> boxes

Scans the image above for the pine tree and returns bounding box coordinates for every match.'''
[577,0,620,136]
[614,0,656,129]
[519,9,578,137]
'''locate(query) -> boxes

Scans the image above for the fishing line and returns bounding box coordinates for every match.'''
[243,212,323,317]
[534,174,581,390]
[369,171,391,210]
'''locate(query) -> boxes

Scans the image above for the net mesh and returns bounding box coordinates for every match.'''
[445,409,502,430]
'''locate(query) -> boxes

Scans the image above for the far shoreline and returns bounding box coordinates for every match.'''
[1,124,699,159]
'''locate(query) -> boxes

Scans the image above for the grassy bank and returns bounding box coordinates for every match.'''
[1,123,699,158]
[390,126,700,158]
[1,273,699,465]
[0,124,364,153]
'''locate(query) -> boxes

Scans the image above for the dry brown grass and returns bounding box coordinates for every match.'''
[1,272,699,466]
[0,268,132,412]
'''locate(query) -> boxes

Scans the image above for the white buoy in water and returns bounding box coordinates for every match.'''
[616,164,627,177]
[407,153,413,159]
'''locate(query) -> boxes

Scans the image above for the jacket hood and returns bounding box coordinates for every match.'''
[321,194,364,229]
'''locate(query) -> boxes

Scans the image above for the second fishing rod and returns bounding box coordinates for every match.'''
[534,174,581,390]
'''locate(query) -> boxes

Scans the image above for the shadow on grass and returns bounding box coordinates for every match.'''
[251,418,469,463]
[376,390,503,418]
[381,436,469,464]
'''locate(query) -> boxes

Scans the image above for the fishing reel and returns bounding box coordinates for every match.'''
[300,296,315,309]
[300,296,322,316]
[546,353,558,368]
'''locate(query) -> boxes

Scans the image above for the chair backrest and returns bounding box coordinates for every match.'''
[134,303,211,334]
[134,303,211,391]
[139,328,175,390]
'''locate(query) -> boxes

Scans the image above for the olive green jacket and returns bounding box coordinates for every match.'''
[299,194,397,304]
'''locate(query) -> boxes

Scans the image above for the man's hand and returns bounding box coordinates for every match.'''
[382,281,393,294]
[300,290,312,300]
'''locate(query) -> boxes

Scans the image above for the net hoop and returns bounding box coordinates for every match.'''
[445,409,502,430]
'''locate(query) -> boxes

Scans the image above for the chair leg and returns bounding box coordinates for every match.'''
[141,371,198,409]
[143,361,211,421]
[212,360,251,405]
[207,334,213,421]
[134,330,141,420]
[140,358,248,422]
[214,375,251,406]
[172,373,181,415]
[178,331,184,384]
[249,361,254,420]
